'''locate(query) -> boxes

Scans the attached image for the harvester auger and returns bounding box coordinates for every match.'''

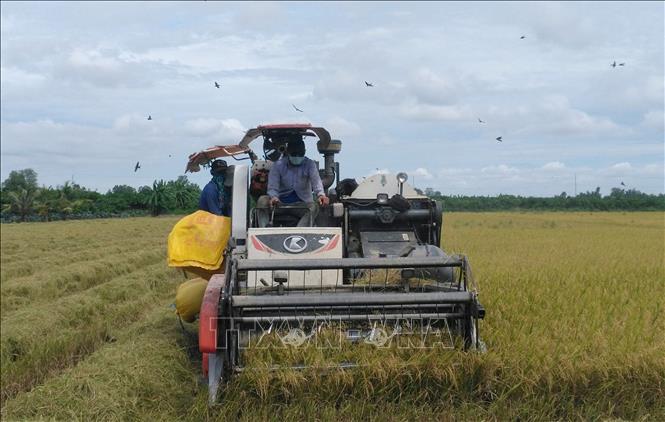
[185,123,486,405]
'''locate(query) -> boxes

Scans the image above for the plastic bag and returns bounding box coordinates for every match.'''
[167,210,231,271]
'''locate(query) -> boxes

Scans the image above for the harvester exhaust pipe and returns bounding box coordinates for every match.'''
[396,172,408,196]
[317,139,342,191]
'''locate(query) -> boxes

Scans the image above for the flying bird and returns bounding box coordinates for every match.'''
[147,115,152,120]
[134,162,141,172]
[214,81,220,88]
[620,181,626,187]
[365,81,374,87]
[292,104,304,112]
[478,118,486,124]
[496,136,503,142]
[611,61,617,68]
[619,62,625,66]
[520,35,526,39]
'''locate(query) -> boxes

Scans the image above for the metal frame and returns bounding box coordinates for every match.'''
[236,256,463,271]
[205,255,485,403]
[268,203,314,227]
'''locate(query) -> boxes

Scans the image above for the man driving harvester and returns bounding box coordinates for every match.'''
[256,135,329,227]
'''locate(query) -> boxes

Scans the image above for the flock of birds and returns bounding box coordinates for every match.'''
[470,35,627,143]
[136,35,627,174]
[136,79,379,172]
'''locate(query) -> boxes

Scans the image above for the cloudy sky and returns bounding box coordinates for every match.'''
[1,1,663,195]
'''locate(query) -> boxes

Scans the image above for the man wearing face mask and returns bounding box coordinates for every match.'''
[198,159,230,216]
[256,136,329,227]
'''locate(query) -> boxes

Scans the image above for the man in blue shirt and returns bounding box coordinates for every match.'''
[199,159,229,216]
[256,137,329,227]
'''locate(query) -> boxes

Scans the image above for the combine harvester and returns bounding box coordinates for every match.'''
[184,123,486,404]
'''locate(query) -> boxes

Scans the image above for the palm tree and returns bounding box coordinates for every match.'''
[170,178,196,209]
[35,202,50,221]
[60,181,74,200]
[71,198,93,213]
[3,188,40,222]
[61,202,74,220]
[146,180,172,216]
[34,199,57,222]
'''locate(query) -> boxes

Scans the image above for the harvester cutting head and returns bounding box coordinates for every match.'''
[186,123,487,405]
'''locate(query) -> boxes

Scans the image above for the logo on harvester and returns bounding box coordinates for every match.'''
[283,235,308,253]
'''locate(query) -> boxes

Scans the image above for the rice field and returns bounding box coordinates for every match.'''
[1,212,664,421]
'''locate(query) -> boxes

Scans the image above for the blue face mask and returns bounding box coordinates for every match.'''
[289,156,305,166]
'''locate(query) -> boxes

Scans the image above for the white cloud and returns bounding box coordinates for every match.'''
[524,2,598,49]
[0,118,222,191]
[50,47,163,88]
[235,2,285,29]
[0,13,17,34]
[642,164,664,177]
[69,48,121,72]
[400,102,472,122]
[437,167,473,177]
[524,95,624,137]
[1,2,663,195]
[141,34,294,73]
[600,162,633,177]
[611,162,632,171]
[622,75,665,108]
[588,163,664,193]
[313,67,476,122]
[312,70,399,104]
[113,113,157,133]
[642,110,665,130]
[184,118,221,136]
[542,161,566,171]
[323,116,361,138]
[184,118,246,142]
[599,162,665,178]
[286,91,314,103]
[4,118,166,160]
[361,27,393,39]
[409,67,460,106]
[0,66,46,87]
[481,164,519,175]
[410,167,434,180]
[366,168,391,177]
[416,161,663,196]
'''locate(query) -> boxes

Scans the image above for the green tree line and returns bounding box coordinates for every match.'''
[2,169,663,223]
[421,187,665,211]
[1,169,201,223]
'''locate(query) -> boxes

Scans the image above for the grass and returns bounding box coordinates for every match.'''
[1,212,664,420]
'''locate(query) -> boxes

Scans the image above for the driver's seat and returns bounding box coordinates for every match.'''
[269,211,301,228]
[250,204,314,228]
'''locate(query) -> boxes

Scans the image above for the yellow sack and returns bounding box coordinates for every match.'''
[175,278,208,323]
[167,210,231,271]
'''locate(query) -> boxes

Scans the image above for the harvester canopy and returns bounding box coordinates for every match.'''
[185,145,251,173]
